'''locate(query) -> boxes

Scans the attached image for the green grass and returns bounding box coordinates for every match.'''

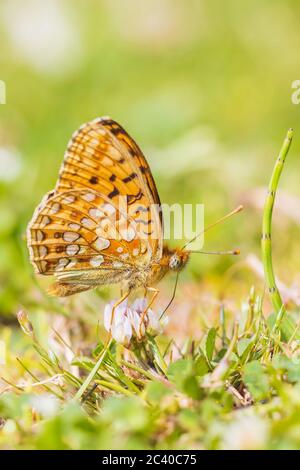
[1,288,300,450]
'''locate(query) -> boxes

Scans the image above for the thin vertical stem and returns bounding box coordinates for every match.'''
[73,338,113,401]
[261,129,293,314]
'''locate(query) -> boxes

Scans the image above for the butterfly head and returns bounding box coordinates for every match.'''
[164,247,190,272]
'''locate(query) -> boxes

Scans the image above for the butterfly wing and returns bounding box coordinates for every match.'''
[56,117,163,259]
[27,118,163,295]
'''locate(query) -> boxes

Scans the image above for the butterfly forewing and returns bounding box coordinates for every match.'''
[56,118,162,255]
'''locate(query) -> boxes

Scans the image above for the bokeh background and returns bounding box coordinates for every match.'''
[2,0,300,452]
[1,0,300,324]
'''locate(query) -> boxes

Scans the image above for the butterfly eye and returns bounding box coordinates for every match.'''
[169,255,181,270]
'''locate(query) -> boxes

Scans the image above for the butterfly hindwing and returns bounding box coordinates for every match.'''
[27,188,150,274]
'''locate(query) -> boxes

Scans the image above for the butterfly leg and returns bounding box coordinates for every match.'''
[109,290,130,331]
[138,287,159,338]
[104,290,130,347]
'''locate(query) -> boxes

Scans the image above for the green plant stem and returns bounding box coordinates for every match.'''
[147,336,168,375]
[94,379,133,396]
[121,360,157,381]
[261,129,293,314]
[73,338,113,401]
[16,357,64,400]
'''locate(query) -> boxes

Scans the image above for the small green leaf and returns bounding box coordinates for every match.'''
[195,354,209,376]
[168,359,193,382]
[267,312,300,341]
[145,381,170,403]
[206,328,217,361]
[273,354,300,383]
[168,359,202,399]
[243,361,269,401]
[178,409,199,431]
[102,397,148,432]
[237,338,252,357]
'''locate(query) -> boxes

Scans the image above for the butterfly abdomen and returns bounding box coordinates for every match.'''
[48,282,91,297]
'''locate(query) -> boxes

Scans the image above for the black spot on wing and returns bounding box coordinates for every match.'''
[108,186,120,199]
[122,172,137,183]
[140,166,148,174]
[110,125,126,136]
[128,148,136,157]
[128,189,143,204]
[89,176,98,184]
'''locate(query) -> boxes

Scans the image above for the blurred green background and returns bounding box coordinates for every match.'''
[1,0,300,317]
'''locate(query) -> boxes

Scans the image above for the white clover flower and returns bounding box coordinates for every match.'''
[131,298,148,313]
[30,393,59,418]
[0,147,22,182]
[132,298,163,335]
[127,306,144,337]
[111,309,133,346]
[103,297,164,345]
[147,309,163,335]
[104,299,132,346]
[2,0,82,76]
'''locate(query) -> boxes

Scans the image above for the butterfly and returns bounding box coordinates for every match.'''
[27,117,194,320]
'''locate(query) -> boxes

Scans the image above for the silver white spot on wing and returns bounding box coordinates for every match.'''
[89,208,102,219]
[36,230,44,241]
[40,216,51,227]
[55,258,69,271]
[81,217,94,228]
[94,237,110,251]
[113,261,124,269]
[63,232,80,242]
[82,192,96,202]
[90,255,104,267]
[39,245,48,257]
[66,244,80,256]
[101,203,116,216]
[62,195,75,204]
[69,223,80,231]
[121,227,135,242]
[49,202,61,214]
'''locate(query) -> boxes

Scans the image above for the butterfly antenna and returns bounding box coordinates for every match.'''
[182,205,243,250]
[159,272,180,320]
[190,249,240,255]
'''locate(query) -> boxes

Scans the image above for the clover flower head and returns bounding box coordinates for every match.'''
[103,297,164,346]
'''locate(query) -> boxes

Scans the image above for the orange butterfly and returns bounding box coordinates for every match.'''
[27,118,191,314]
[27,117,240,322]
